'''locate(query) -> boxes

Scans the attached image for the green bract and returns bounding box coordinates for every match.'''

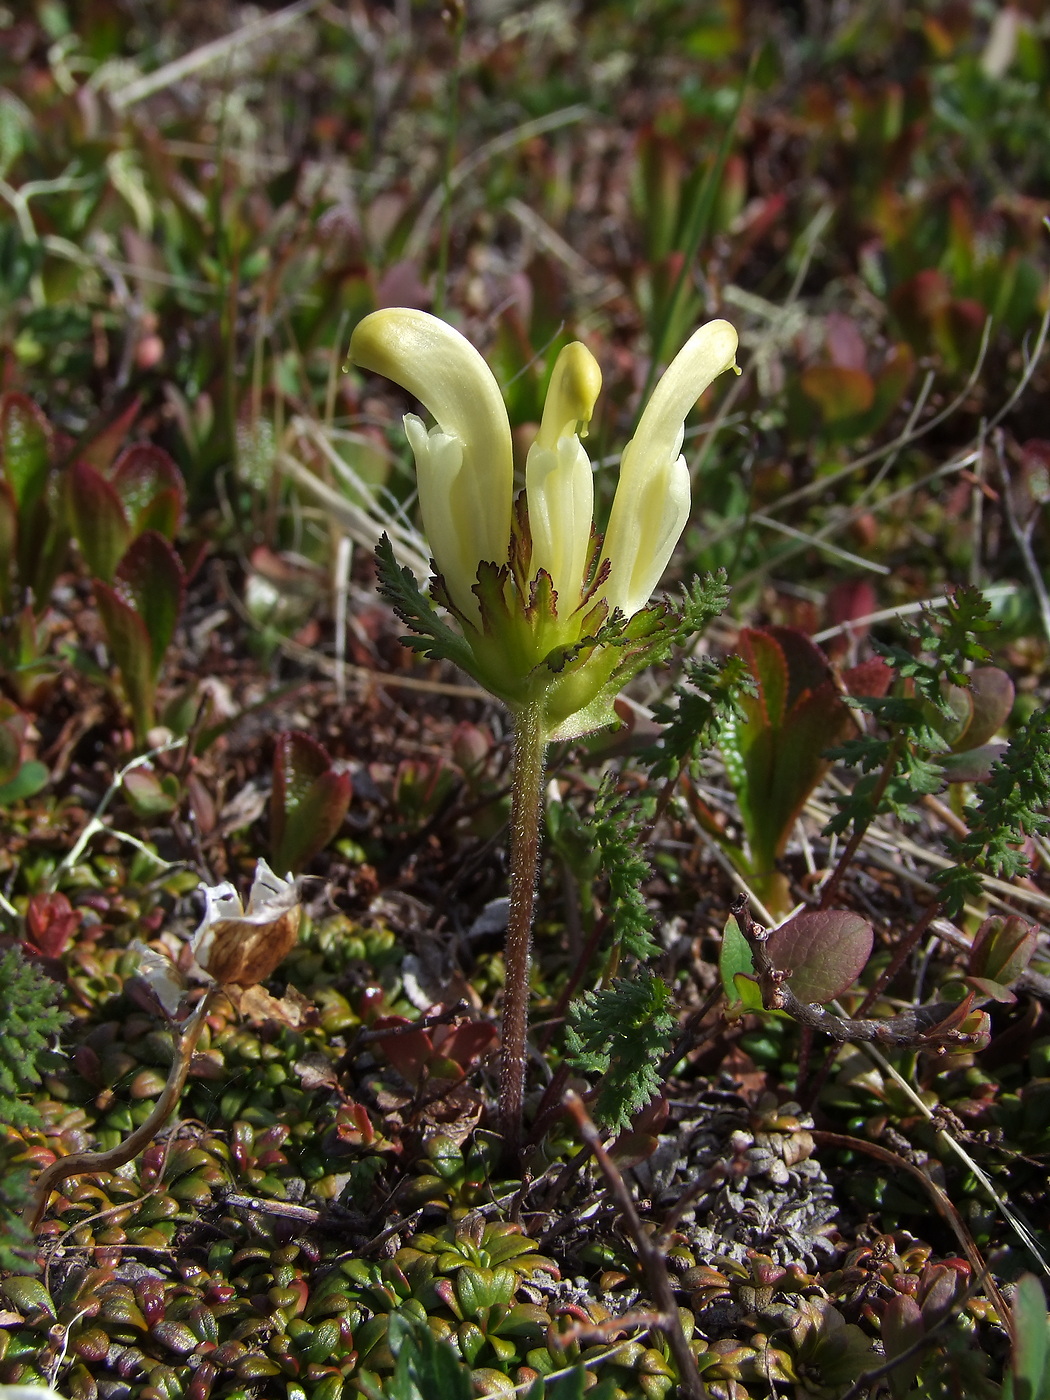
[350,309,738,739]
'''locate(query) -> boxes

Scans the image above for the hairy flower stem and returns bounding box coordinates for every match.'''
[499,697,548,1153]
[27,988,217,1231]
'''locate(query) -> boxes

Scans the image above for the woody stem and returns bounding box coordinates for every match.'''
[499,695,548,1154]
[27,988,217,1231]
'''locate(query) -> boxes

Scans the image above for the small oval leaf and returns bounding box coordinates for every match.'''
[765,909,874,1005]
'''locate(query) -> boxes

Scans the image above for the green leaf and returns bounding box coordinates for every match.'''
[720,911,757,1007]
[968,915,1037,988]
[69,459,131,582]
[1003,1275,1050,1400]
[723,627,879,899]
[271,731,352,874]
[123,765,181,817]
[0,759,49,805]
[0,477,16,611]
[375,1311,475,1400]
[110,443,185,539]
[95,582,155,741]
[0,392,52,511]
[115,530,185,677]
[566,971,676,1130]
[374,533,477,676]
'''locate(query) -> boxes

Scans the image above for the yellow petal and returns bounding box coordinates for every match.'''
[534,341,602,450]
[526,343,602,613]
[601,319,738,616]
[350,309,513,617]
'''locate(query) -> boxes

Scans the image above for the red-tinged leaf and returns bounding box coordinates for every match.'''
[964,976,1016,1005]
[869,343,915,426]
[957,667,1014,750]
[824,311,868,371]
[765,909,874,1005]
[110,443,185,539]
[919,1263,965,1326]
[123,765,180,817]
[95,581,155,741]
[271,731,352,873]
[376,258,431,311]
[0,476,16,606]
[941,742,1008,784]
[608,1131,660,1170]
[371,1016,431,1088]
[115,531,185,677]
[25,891,80,959]
[824,578,878,637]
[800,365,876,423]
[841,655,893,701]
[0,392,53,510]
[725,628,863,890]
[968,915,1038,987]
[79,396,141,470]
[1018,439,1050,508]
[438,1020,498,1070]
[70,459,131,582]
[767,625,832,709]
[275,771,352,874]
[882,1294,924,1400]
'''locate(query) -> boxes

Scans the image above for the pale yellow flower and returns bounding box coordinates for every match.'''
[350,310,738,735]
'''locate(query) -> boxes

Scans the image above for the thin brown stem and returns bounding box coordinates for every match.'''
[28,989,217,1231]
[499,696,548,1153]
[853,899,941,1019]
[819,731,903,908]
[564,1093,708,1399]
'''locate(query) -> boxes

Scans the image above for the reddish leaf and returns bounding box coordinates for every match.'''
[438,1020,498,1070]
[123,765,180,817]
[824,312,868,371]
[371,1015,431,1088]
[957,667,1014,750]
[881,1295,924,1400]
[800,365,876,423]
[115,531,185,677]
[69,459,131,582]
[79,396,141,471]
[940,742,1007,784]
[25,891,80,959]
[824,578,878,639]
[271,731,353,874]
[765,909,874,1005]
[95,582,155,741]
[723,628,875,896]
[968,915,1038,988]
[110,443,185,539]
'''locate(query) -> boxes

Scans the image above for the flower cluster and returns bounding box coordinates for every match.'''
[350,310,738,738]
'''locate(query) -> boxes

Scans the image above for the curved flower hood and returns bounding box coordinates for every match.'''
[350,310,738,737]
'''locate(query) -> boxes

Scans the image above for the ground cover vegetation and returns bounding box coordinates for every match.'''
[0,0,1049,1396]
